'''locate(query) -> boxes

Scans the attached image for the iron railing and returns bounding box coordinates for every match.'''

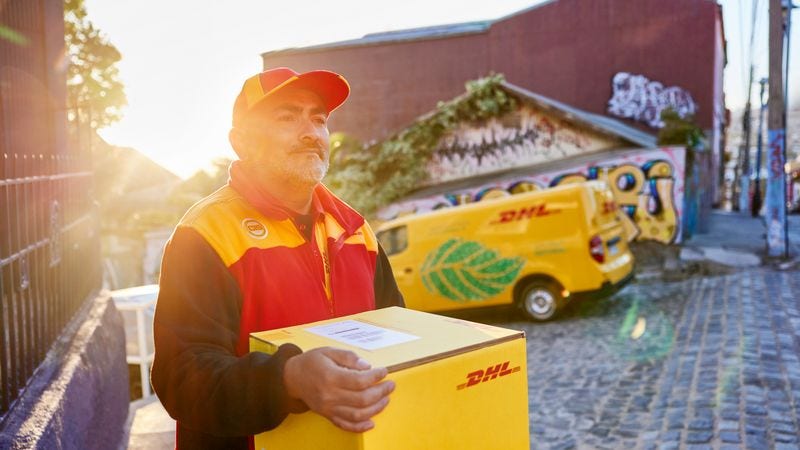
[0,0,102,420]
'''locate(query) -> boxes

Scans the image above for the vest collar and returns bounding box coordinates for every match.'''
[227,160,364,236]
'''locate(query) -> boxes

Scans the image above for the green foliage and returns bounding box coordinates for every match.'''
[325,74,516,216]
[657,108,704,149]
[420,238,524,302]
[65,0,126,129]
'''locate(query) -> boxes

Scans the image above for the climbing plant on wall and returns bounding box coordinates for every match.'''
[325,74,517,217]
[657,108,704,148]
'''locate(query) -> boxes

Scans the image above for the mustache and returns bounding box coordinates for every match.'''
[291,143,325,155]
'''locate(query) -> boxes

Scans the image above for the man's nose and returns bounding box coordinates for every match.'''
[299,120,321,145]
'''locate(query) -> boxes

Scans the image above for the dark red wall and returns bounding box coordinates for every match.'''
[262,33,490,142]
[491,0,719,130]
[262,0,722,142]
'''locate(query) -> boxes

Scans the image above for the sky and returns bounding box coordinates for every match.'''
[85,0,800,178]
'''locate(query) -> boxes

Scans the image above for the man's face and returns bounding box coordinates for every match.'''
[239,88,330,187]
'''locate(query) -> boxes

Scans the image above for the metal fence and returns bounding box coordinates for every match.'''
[0,0,102,420]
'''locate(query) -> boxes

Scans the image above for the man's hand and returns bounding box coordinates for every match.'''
[282,347,395,432]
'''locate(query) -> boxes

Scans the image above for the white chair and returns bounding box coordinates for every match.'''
[110,284,159,397]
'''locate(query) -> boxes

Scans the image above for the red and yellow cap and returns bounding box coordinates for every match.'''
[232,67,350,127]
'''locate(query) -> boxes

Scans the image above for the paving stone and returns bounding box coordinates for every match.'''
[685,431,713,444]
[745,404,768,416]
[776,444,800,450]
[774,433,798,444]
[719,430,741,443]
[771,421,797,434]
[551,439,576,450]
[589,427,609,438]
[745,434,771,449]
[688,418,713,430]
[720,409,740,421]
[718,420,740,431]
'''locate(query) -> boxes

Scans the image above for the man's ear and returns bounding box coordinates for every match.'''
[229,128,250,160]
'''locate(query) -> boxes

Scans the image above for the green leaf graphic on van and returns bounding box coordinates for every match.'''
[420,238,524,303]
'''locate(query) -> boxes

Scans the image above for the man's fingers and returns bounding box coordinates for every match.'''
[329,396,391,432]
[330,417,375,433]
[336,366,390,390]
[336,379,396,408]
[322,347,371,370]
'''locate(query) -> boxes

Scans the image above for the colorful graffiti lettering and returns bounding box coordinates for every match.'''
[546,162,677,243]
[607,72,697,129]
[380,148,687,244]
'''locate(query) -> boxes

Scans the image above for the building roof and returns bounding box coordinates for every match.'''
[500,82,657,148]
[261,1,566,57]
[262,21,492,57]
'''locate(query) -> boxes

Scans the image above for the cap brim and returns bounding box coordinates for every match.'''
[250,70,350,117]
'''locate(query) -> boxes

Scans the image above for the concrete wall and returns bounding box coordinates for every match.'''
[0,295,129,450]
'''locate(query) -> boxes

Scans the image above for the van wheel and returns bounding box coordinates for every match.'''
[518,281,562,321]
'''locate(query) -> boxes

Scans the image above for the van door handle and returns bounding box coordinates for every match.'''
[404,267,413,274]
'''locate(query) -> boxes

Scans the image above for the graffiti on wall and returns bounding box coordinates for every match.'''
[380,147,686,244]
[427,106,620,185]
[607,72,697,129]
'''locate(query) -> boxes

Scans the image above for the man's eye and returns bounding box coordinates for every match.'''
[312,116,327,125]
[277,115,295,122]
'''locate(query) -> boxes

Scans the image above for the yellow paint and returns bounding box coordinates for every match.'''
[634,178,677,243]
[606,164,646,207]
[553,174,588,186]
[644,161,673,178]
[250,307,529,450]
[478,188,510,201]
[508,181,542,194]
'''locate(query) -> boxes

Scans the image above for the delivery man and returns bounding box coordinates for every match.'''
[151,67,404,450]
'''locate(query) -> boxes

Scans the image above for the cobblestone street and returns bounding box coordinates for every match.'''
[482,268,800,449]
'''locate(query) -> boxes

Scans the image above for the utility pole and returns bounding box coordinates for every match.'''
[766,0,788,257]
[753,78,768,217]
[737,66,754,212]
[782,0,796,253]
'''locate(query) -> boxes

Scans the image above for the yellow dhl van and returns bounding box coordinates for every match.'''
[376,181,634,321]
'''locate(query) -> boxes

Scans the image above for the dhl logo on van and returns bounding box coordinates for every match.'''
[456,361,521,390]
[491,204,560,224]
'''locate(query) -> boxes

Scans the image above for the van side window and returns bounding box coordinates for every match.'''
[377,226,408,256]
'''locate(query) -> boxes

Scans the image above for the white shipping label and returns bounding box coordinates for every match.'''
[305,320,420,351]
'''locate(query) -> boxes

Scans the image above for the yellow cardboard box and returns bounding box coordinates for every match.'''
[250,306,529,450]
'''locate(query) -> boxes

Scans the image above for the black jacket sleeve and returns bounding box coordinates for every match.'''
[151,227,307,443]
[374,243,405,309]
